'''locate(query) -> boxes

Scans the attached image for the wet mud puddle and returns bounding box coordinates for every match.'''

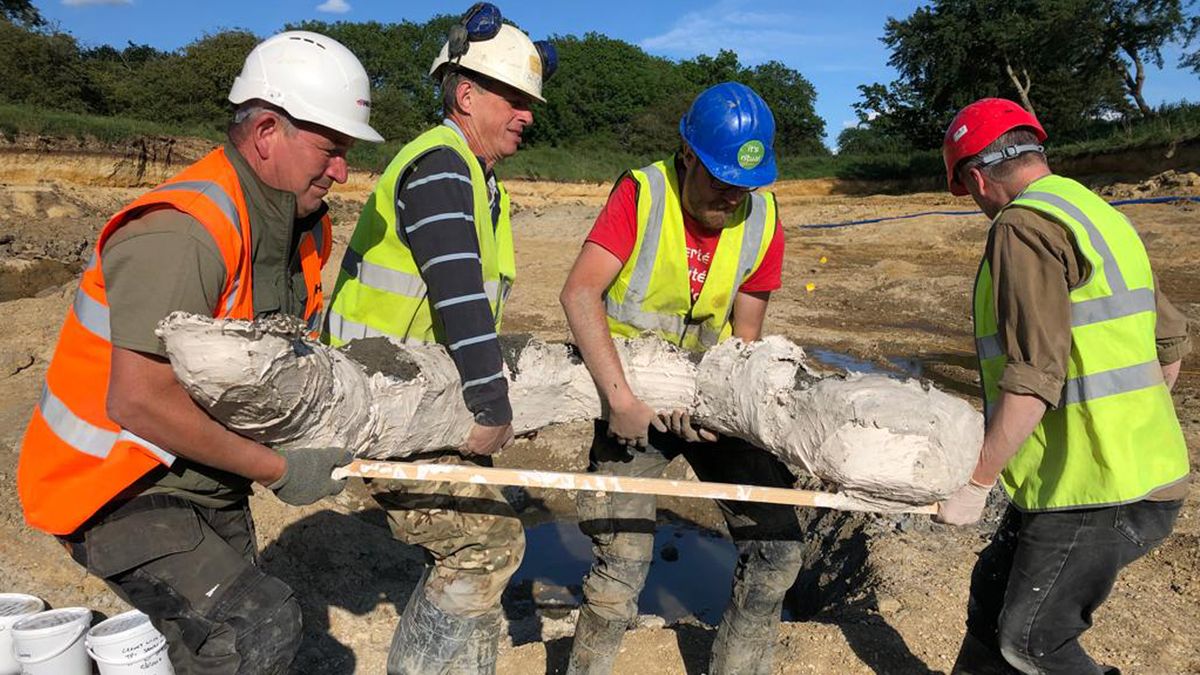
[510,520,737,625]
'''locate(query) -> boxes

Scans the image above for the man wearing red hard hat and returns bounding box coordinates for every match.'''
[935,98,1191,674]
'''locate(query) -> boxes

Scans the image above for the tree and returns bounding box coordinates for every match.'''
[1,0,43,28]
[856,0,1129,149]
[1104,0,1194,117]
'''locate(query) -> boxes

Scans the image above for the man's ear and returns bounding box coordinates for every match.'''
[965,165,988,196]
[679,142,696,169]
[251,112,284,160]
[455,78,476,116]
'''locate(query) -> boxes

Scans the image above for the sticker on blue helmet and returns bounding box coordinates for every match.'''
[737,141,765,170]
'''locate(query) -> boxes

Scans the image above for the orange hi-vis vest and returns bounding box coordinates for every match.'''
[17,147,332,535]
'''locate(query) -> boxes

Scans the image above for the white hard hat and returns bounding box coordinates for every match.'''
[229,31,384,143]
[430,23,546,103]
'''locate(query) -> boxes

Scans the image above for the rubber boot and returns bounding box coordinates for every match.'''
[950,633,1022,675]
[387,571,476,675]
[446,608,501,675]
[565,606,628,675]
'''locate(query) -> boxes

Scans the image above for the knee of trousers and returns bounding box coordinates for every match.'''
[217,576,303,672]
[427,525,526,617]
[733,540,806,603]
[582,547,653,623]
[996,622,1044,675]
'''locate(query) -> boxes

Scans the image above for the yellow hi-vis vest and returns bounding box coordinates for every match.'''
[323,124,515,346]
[604,158,776,351]
[974,174,1189,511]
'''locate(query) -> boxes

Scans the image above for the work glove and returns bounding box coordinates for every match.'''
[934,479,993,526]
[269,447,354,506]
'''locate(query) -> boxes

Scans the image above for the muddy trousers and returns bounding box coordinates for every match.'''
[371,452,525,675]
[952,500,1182,675]
[63,494,301,675]
[569,422,807,675]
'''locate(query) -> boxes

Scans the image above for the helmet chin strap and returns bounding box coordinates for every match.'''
[977,143,1044,167]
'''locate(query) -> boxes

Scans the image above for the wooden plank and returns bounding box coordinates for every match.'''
[334,460,938,515]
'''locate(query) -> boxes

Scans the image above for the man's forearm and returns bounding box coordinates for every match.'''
[561,285,634,408]
[971,391,1047,485]
[108,347,285,485]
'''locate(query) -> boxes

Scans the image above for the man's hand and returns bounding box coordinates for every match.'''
[463,422,514,456]
[661,409,719,443]
[934,480,994,526]
[269,447,354,506]
[607,396,667,449]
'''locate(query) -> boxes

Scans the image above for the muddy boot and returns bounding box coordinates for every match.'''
[387,574,476,675]
[446,608,501,675]
[565,606,628,675]
[950,633,1021,675]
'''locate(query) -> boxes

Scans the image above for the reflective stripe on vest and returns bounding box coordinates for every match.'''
[323,124,515,347]
[604,159,772,351]
[38,385,175,465]
[972,174,1188,511]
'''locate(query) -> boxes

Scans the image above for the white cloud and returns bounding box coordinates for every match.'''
[316,0,351,13]
[62,0,132,6]
[639,0,835,63]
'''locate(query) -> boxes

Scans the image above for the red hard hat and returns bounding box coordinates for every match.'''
[942,98,1046,196]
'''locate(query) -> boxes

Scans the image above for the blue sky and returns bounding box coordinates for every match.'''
[35,0,1200,149]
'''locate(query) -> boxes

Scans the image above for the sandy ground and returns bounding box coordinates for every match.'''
[0,139,1197,674]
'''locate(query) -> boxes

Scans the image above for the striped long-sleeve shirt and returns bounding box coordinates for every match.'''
[396,136,512,426]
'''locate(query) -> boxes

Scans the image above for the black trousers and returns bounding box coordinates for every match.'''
[64,494,302,675]
[959,499,1182,674]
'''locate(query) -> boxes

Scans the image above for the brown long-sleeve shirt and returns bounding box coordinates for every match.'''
[986,206,1192,501]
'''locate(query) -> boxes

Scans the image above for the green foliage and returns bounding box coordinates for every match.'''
[0,0,42,27]
[836,124,916,155]
[0,102,220,143]
[856,0,1196,150]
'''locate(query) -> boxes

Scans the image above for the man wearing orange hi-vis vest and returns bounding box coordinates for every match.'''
[17,32,383,673]
[934,98,1191,674]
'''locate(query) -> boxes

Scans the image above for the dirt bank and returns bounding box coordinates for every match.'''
[0,140,1197,674]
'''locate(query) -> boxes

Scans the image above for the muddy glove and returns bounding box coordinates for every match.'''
[661,410,719,443]
[269,447,354,506]
[934,479,993,526]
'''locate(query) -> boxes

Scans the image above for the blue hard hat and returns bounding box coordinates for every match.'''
[679,82,777,188]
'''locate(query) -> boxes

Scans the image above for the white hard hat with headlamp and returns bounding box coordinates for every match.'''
[229,30,384,143]
[429,3,557,103]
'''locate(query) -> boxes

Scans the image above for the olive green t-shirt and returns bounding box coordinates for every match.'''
[986,205,1192,501]
[103,143,327,507]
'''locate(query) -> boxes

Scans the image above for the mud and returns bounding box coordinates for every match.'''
[342,337,421,380]
[1,141,1197,674]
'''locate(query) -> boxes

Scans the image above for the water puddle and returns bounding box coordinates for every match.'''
[512,521,736,624]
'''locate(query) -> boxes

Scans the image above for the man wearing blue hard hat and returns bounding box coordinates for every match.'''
[560,82,801,674]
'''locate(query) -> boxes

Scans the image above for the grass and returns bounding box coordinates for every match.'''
[0,103,221,144]
[1052,102,1200,158]
[2,101,1198,183]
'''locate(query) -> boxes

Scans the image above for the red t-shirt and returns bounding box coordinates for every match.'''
[586,176,785,303]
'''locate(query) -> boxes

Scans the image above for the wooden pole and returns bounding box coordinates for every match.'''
[334,460,938,515]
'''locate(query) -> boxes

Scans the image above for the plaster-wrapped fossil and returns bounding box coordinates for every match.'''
[157,312,982,506]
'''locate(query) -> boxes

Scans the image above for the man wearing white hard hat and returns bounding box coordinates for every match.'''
[17,31,382,673]
[322,3,554,672]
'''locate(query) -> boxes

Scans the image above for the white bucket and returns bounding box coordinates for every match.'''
[0,594,45,675]
[86,610,174,675]
[11,607,92,675]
